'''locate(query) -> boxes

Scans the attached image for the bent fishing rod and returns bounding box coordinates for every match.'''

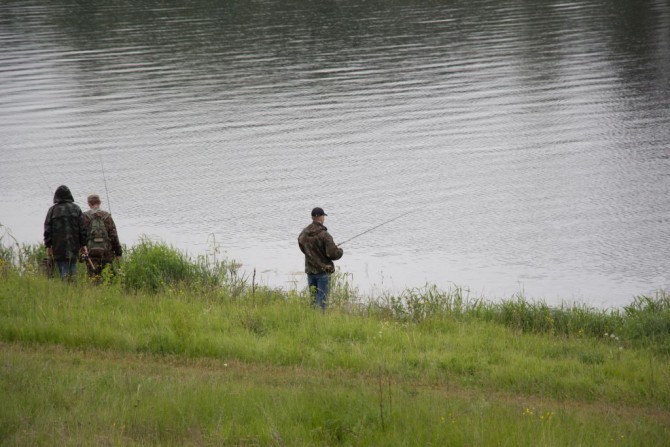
[338,210,414,247]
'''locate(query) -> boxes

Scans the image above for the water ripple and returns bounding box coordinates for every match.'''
[1,0,669,305]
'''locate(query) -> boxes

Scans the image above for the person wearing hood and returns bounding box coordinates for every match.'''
[298,207,344,310]
[44,185,87,280]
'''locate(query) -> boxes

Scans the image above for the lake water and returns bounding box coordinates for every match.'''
[1,0,669,307]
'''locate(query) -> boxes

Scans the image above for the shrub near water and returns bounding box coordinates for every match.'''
[120,238,242,293]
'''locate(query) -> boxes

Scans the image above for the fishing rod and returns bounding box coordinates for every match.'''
[100,157,112,215]
[338,210,414,247]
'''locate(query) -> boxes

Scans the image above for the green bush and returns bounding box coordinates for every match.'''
[120,238,242,294]
[621,292,670,353]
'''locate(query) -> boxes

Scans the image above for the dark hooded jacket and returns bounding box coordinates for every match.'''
[298,222,343,274]
[44,185,87,261]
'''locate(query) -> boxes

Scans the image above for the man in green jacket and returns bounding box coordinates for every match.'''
[82,194,123,280]
[298,207,344,310]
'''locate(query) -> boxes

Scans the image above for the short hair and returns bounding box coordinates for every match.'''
[87,194,101,205]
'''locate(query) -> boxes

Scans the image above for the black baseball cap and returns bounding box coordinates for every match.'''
[311,207,327,217]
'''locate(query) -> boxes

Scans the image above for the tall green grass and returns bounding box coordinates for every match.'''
[0,224,46,276]
[1,233,670,445]
[2,228,669,353]
[1,267,668,405]
[362,283,670,354]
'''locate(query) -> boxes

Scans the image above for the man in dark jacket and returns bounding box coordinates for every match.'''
[298,207,344,310]
[44,185,87,280]
[82,194,123,279]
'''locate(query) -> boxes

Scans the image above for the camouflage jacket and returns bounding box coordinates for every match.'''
[298,222,343,274]
[43,186,87,261]
[82,208,123,260]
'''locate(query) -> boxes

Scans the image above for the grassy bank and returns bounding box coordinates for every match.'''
[1,236,669,445]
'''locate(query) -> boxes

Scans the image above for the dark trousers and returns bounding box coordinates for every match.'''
[56,259,77,280]
[307,272,330,310]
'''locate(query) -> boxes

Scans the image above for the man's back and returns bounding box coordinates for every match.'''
[298,221,343,274]
[44,185,86,262]
[83,208,122,261]
[83,194,123,263]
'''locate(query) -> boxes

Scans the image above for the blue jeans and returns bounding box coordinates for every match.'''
[307,273,330,310]
[56,259,77,280]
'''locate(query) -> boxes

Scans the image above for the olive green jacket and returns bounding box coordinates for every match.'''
[298,222,343,274]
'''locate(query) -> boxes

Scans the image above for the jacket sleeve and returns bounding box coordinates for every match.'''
[106,216,123,256]
[322,231,343,261]
[78,211,88,248]
[43,208,53,248]
[298,233,306,254]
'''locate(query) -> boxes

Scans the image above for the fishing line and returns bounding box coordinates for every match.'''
[338,210,415,246]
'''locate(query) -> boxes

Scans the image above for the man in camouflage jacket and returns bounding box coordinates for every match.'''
[43,185,87,280]
[82,194,123,279]
[298,207,343,310]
